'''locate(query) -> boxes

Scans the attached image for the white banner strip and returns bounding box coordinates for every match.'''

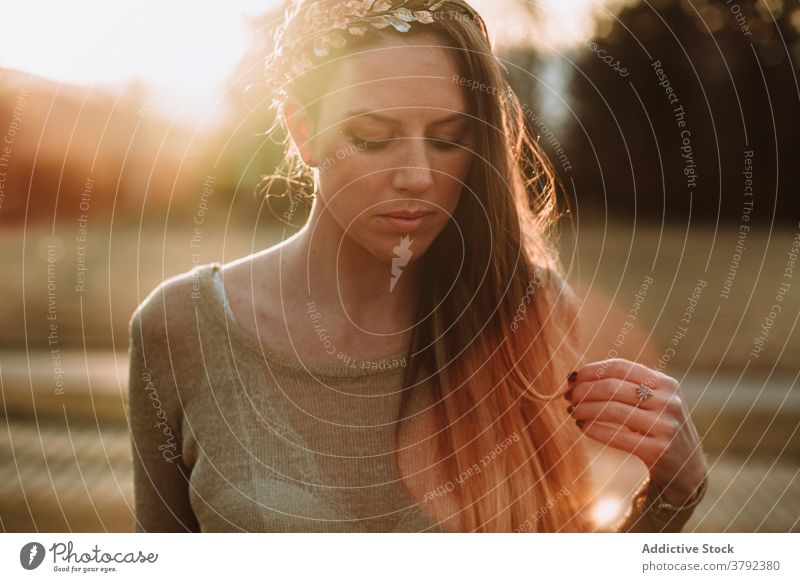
[1,533,797,581]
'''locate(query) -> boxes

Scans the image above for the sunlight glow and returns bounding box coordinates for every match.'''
[486,0,603,50]
[592,495,625,527]
[0,0,282,121]
[0,0,603,122]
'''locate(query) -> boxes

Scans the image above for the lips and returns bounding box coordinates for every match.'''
[378,211,432,232]
[379,211,432,220]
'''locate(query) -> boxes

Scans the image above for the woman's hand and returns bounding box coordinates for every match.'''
[564,358,708,505]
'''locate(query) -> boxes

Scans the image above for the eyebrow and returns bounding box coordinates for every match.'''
[343,109,470,127]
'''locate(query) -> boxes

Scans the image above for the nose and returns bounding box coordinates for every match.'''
[390,136,434,194]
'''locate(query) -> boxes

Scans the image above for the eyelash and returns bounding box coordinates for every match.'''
[349,136,464,151]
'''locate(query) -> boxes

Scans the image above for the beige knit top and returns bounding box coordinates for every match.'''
[127,262,702,532]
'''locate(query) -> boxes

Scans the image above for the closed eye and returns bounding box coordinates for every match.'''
[351,137,392,151]
[350,135,465,152]
[428,136,465,150]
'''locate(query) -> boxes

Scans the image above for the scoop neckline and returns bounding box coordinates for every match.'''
[196,262,409,379]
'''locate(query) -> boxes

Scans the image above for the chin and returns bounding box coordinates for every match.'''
[363,232,434,265]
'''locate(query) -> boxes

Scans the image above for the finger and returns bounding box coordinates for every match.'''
[576,420,662,460]
[572,358,676,391]
[566,377,668,411]
[570,400,670,436]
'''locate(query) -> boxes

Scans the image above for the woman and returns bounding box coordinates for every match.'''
[128,0,708,532]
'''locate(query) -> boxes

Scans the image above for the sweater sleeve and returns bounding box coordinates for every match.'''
[128,308,200,532]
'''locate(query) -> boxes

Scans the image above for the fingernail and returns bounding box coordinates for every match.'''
[564,388,573,400]
[575,419,584,428]
[567,371,577,383]
[567,405,575,414]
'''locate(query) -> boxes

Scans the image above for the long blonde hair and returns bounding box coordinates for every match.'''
[262,0,595,532]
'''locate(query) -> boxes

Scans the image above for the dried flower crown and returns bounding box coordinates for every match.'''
[265,0,447,107]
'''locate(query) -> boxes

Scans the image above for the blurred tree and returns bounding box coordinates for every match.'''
[542,0,800,225]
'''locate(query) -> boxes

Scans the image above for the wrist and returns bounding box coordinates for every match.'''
[659,482,702,506]
[648,475,708,511]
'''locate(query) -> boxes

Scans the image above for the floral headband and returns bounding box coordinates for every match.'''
[265,0,449,108]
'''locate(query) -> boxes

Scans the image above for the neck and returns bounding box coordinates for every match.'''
[281,201,421,336]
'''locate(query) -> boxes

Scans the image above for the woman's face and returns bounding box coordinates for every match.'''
[299,33,476,263]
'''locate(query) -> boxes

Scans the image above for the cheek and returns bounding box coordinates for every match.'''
[317,155,387,223]
[435,153,472,210]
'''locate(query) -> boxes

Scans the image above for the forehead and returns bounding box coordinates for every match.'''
[319,34,471,118]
